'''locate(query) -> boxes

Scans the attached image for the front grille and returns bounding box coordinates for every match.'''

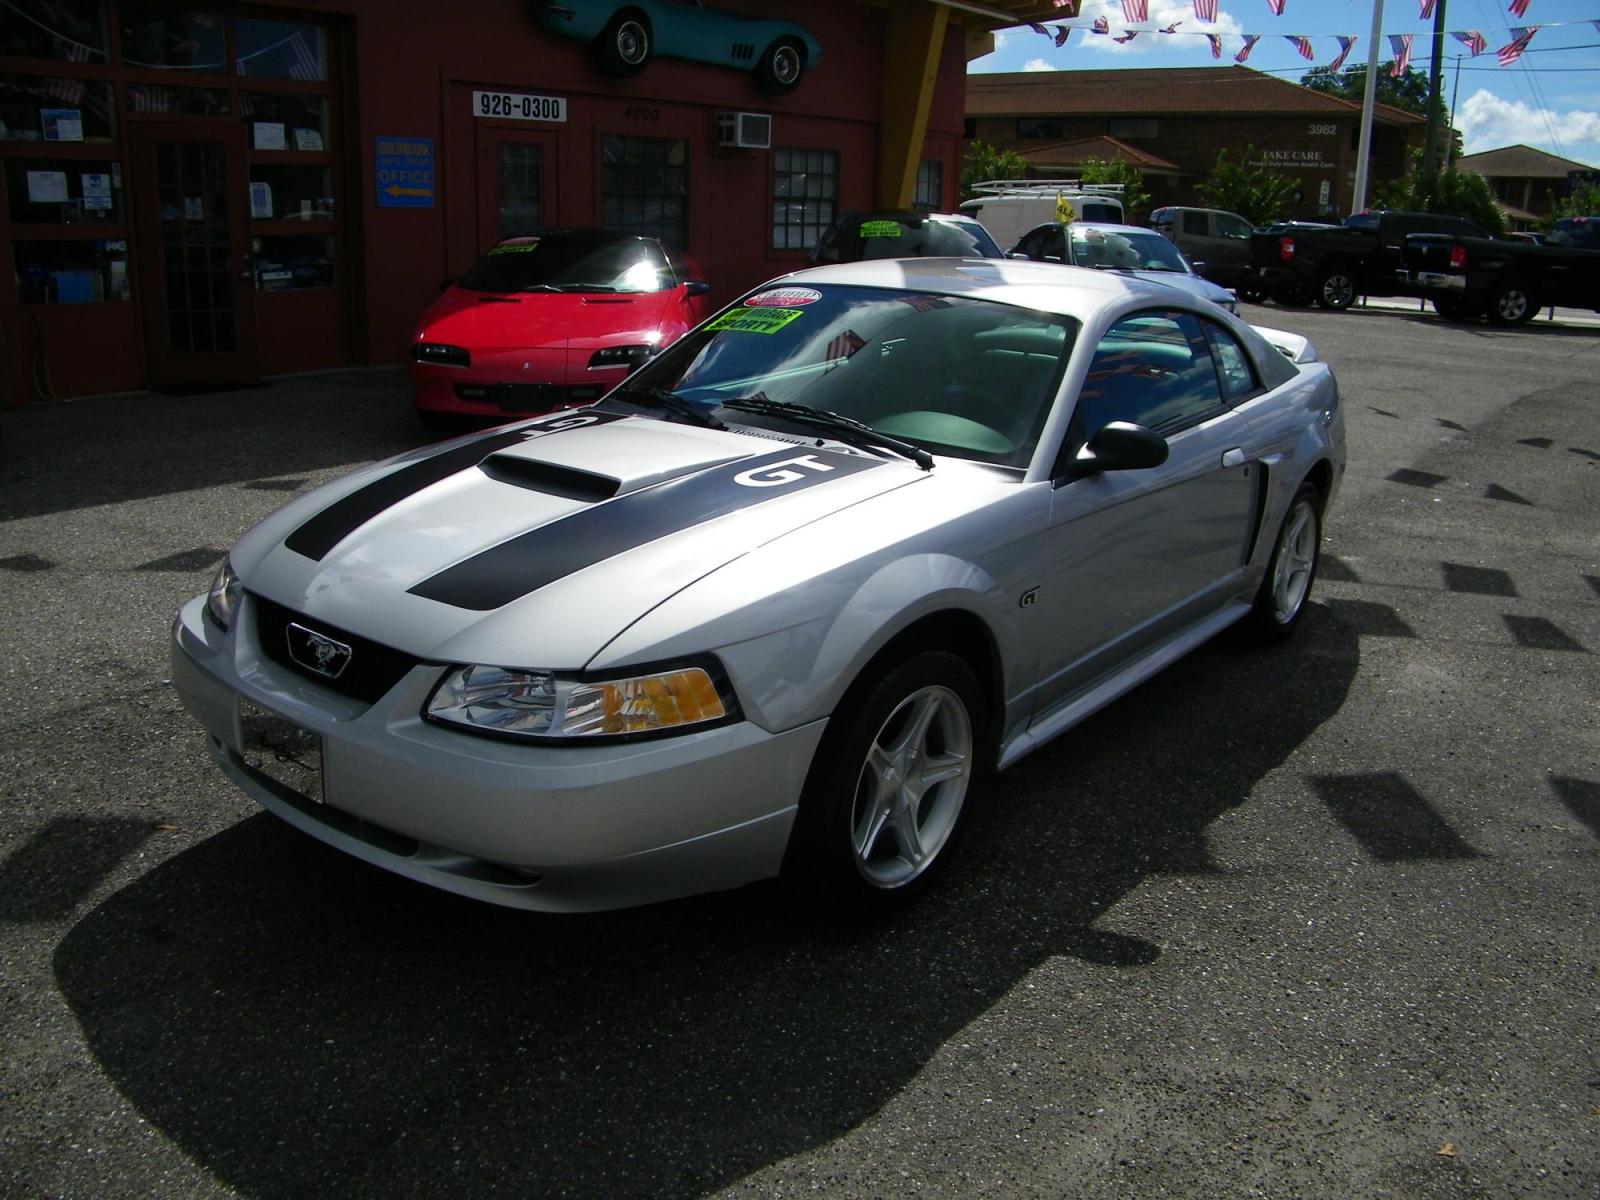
[454,382,603,411]
[252,594,421,705]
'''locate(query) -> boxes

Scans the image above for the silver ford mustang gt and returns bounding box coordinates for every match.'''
[172,259,1344,914]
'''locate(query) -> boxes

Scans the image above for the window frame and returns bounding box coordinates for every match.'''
[1201,317,1265,405]
[769,144,837,254]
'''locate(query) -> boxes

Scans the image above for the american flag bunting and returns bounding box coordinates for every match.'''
[1451,30,1487,56]
[1389,32,1413,76]
[1419,0,1435,17]
[1161,21,1182,34]
[1113,29,1140,43]
[1496,25,1537,65]
[1194,0,1218,20]
[1286,35,1313,60]
[1054,25,1071,47]
[1266,0,1285,14]
[1122,0,1148,22]
[1092,16,1109,34]
[1206,32,1222,58]
[1507,0,1531,17]
[1235,33,1260,61]
[1328,35,1357,72]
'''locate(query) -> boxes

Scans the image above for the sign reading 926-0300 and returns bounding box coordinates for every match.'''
[472,90,566,123]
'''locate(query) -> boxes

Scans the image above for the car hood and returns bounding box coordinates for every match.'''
[231,409,927,669]
[1121,270,1233,306]
[416,287,676,351]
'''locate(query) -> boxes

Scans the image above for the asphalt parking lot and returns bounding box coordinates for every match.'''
[1,302,1596,1199]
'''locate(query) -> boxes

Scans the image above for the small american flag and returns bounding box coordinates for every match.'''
[1419,0,1435,17]
[1507,0,1531,17]
[287,30,321,81]
[1051,0,1077,11]
[1122,0,1147,22]
[1194,0,1218,20]
[1451,30,1487,56]
[1328,35,1357,73]
[1235,34,1260,62]
[1114,29,1140,43]
[1496,25,1537,65]
[1027,22,1048,34]
[1286,35,1313,60]
[825,330,865,364]
[1160,21,1181,35]
[1054,25,1071,47]
[1092,16,1110,34]
[1389,33,1413,76]
[1206,33,1222,58]
[1266,0,1285,14]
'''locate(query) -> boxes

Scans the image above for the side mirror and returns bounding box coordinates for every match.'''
[1073,421,1169,474]
[683,279,712,297]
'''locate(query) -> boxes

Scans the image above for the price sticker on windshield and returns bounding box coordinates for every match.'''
[859,220,902,238]
[706,308,805,335]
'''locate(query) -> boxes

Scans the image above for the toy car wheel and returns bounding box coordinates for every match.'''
[1486,278,1537,326]
[595,10,651,77]
[787,651,983,912]
[756,37,806,94]
[1316,267,1357,311]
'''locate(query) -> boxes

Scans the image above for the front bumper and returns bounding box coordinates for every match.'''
[171,595,824,912]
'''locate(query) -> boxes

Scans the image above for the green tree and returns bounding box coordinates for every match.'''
[1546,179,1600,225]
[1079,157,1150,224]
[1196,146,1297,225]
[1373,147,1507,234]
[961,140,1026,201]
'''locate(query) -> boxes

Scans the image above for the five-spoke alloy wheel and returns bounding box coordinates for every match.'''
[1247,482,1322,641]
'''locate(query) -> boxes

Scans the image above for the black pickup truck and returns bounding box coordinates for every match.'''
[1401,215,1600,325]
[1250,210,1489,310]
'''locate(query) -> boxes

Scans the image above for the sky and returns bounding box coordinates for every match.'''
[969,0,1600,167]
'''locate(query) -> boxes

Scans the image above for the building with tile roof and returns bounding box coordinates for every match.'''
[1454,144,1599,228]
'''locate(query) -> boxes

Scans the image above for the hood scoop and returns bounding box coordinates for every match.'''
[478,455,620,502]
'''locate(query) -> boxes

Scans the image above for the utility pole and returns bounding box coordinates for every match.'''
[1351,0,1385,214]
[1444,51,1463,170]
[1421,0,1449,192]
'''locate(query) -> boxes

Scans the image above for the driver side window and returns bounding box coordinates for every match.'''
[1072,310,1226,440]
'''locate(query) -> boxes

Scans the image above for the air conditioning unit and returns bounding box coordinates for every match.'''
[717,111,771,150]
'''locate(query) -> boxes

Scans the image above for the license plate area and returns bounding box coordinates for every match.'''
[239,698,323,804]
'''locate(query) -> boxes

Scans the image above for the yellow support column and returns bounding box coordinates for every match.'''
[878,0,950,210]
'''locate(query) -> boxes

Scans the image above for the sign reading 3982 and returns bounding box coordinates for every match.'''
[472,90,567,123]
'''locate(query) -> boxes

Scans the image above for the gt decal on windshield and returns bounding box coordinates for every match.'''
[705,307,804,335]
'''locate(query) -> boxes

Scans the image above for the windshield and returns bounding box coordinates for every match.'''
[812,216,1002,263]
[459,235,672,293]
[1068,227,1189,273]
[1549,218,1598,250]
[612,284,1078,468]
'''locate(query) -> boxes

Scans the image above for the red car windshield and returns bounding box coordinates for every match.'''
[460,235,674,294]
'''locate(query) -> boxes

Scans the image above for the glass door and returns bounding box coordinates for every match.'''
[130,121,258,385]
[477,127,558,251]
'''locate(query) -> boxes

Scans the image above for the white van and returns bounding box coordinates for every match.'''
[958,180,1126,251]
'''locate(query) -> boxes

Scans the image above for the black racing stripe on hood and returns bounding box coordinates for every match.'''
[409,447,886,611]
[285,411,625,561]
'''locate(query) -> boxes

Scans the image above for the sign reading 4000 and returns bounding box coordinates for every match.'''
[472,90,567,123]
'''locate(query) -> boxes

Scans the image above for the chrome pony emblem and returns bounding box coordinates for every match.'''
[286,622,353,680]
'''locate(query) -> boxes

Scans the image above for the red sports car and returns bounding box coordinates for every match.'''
[410,230,713,425]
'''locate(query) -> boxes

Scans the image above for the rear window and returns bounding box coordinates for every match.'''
[812,216,1002,263]
[1550,218,1599,250]
[1079,202,1122,223]
[459,235,672,294]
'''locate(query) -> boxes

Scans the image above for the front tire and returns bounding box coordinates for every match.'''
[1316,266,1357,310]
[1486,278,1537,326]
[786,651,983,913]
[755,37,806,94]
[1245,482,1322,642]
[594,10,651,77]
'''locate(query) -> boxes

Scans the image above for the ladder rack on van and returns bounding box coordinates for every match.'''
[968,179,1126,197]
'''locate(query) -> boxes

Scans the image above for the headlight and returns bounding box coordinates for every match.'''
[425,662,735,741]
[414,342,470,367]
[206,558,242,630]
[587,344,651,370]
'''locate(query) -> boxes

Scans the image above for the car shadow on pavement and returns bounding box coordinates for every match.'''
[0,369,430,522]
[53,607,1359,1198]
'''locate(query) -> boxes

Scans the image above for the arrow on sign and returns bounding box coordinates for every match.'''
[384,184,432,197]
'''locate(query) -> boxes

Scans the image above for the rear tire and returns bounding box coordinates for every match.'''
[1486,278,1537,326]
[1245,483,1322,642]
[1315,266,1357,311]
[785,651,984,914]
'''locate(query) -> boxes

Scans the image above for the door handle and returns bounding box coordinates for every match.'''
[1221,447,1246,468]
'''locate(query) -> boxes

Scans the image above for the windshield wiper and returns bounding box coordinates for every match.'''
[720,397,933,471]
[613,385,726,430]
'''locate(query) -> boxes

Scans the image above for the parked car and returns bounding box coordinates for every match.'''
[1250,209,1490,310]
[808,210,1002,265]
[1008,220,1239,313]
[1149,205,1262,298]
[409,230,713,426]
[172,258,1343,915]
[958,180,1126,250]
[531,0,820,93]
[1401,214,1600,324]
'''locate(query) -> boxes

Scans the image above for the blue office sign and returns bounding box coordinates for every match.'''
[376,136,434,208]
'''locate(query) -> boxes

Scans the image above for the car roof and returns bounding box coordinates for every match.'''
[777,257,1207,323]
